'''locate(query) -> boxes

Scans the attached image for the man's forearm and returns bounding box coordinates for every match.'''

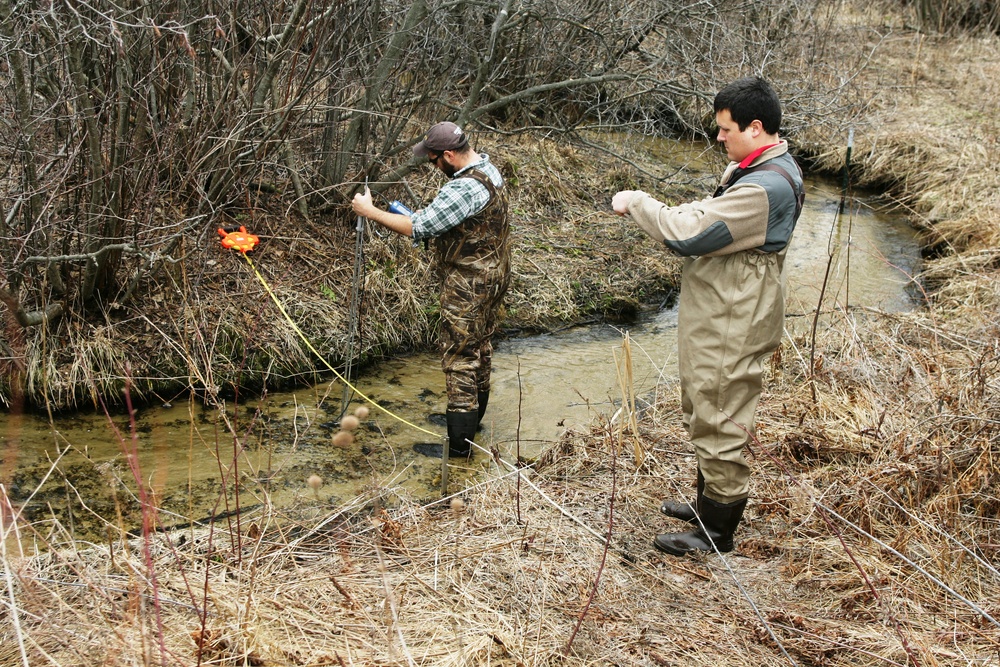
[362,206,414,237]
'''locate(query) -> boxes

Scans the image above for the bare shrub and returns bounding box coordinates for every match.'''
[0,0,874,407]
[905,0,1000,33]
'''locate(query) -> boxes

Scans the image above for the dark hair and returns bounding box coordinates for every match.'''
[713,76,782,135]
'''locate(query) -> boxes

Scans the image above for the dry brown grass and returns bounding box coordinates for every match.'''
[2,134,677,410]
[805,28,1000,255]
[4,295,997,665]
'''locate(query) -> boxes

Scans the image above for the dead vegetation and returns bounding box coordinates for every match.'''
[1,135,677,411]
[4,294,998,665]
[3,4,1000,667]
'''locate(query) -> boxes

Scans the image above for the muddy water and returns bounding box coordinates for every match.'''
[481,176,922,447]
[0,175,920,548]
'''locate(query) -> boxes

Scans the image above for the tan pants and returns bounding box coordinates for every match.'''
[678,250,786,503]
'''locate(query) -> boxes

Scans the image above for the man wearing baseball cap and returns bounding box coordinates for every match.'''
[352,121,511,459]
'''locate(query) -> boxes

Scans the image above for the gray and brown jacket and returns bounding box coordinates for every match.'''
[624,142,803,257]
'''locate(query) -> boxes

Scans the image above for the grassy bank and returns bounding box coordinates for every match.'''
[2,137,683,412]
[3,14,1000,667]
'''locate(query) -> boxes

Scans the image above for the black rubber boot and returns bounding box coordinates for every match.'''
[413,409,478,458]
[446,409,478,457]
[476,389,490,425]
[659,469,704,523]
[432,389,489,429]
[653,494,747,556]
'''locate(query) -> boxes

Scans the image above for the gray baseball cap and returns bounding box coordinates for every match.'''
[413,122,469,157]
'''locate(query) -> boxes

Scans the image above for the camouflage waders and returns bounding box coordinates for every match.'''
[433,169,511,413]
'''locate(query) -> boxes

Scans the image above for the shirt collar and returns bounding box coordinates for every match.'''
[738,143,780,169]
[454,153,489,178]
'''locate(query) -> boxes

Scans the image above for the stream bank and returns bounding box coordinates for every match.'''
[1,173,922,546]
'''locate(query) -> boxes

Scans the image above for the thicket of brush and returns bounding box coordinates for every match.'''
[2,2,999,666]
[0,0,899,410]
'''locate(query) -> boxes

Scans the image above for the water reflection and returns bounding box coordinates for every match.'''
[787,179,921,314]
[0,176,921,545]
[484,176,922,446]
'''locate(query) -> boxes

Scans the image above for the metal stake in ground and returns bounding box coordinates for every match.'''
[340,185,367,422]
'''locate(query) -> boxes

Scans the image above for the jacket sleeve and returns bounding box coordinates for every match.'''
[626,182,771,257]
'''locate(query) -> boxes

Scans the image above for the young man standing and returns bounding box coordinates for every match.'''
[352,122,511,459]
[612,77,804,555]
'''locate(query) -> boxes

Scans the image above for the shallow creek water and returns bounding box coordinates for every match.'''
[0,175,921,548]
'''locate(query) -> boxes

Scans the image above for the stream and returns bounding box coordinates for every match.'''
[0,175,921,549]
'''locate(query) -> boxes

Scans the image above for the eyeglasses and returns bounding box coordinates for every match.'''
[427,152,442,165]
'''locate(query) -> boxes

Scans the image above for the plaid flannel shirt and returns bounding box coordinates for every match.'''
[411,154,503,242]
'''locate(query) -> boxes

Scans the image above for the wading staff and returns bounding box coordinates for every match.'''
[809,127,853,404]
[340,180,367,422]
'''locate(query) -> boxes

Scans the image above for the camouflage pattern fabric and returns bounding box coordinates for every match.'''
[433,169,511,412]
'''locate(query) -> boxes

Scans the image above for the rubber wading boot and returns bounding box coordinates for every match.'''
[431,389,488,430]
[446,409,478,456]
[653,494,747,556]
[476,389,490,426]
[413,410,479,458]
[659,469,704,524]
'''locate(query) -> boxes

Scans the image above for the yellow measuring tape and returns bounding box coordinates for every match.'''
[242,253,439,438]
